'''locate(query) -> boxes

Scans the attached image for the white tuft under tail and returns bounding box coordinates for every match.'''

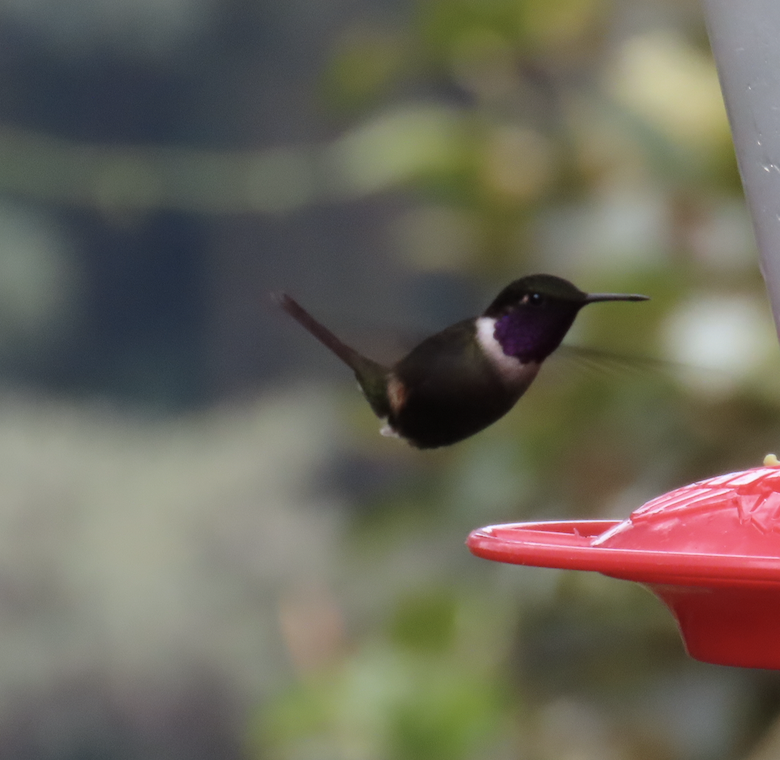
[380,420,400,439]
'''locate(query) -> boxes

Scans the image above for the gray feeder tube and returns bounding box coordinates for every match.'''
[703,0,780,335]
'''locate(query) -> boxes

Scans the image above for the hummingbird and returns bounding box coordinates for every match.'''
[276,274,648,449]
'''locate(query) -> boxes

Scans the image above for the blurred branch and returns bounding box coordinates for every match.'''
[0,107,465,216]
[742,716,780,760]
[0,124,320,215]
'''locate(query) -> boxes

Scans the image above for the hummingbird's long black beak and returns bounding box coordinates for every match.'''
[584,292,649,303]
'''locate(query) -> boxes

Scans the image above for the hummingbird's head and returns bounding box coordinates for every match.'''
[483,274,648,362]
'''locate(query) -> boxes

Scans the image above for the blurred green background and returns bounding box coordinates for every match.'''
[0,0,779,758]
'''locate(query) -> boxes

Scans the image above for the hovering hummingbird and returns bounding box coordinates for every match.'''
[277,274,648,449]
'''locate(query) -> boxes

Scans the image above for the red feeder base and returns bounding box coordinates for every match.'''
[467,460,780,669]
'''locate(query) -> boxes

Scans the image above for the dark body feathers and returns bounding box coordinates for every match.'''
[388,320,534,448]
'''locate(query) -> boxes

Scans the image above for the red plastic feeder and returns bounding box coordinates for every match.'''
[467,457,780,669]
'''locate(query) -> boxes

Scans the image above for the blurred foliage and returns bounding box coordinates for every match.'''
[253,1,780,759]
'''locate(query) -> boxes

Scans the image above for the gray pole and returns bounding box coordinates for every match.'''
[702,0,780,335]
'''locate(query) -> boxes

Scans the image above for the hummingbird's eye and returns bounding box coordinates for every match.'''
[523,292,545,306]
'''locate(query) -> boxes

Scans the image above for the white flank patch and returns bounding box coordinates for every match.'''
[475,317,539,384]
[380,420,400,439]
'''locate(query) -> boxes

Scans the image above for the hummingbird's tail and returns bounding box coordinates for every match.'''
[274,293,391,417]
[275,292,369,368]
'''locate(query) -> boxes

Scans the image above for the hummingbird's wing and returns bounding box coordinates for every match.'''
[556,345,690,378]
